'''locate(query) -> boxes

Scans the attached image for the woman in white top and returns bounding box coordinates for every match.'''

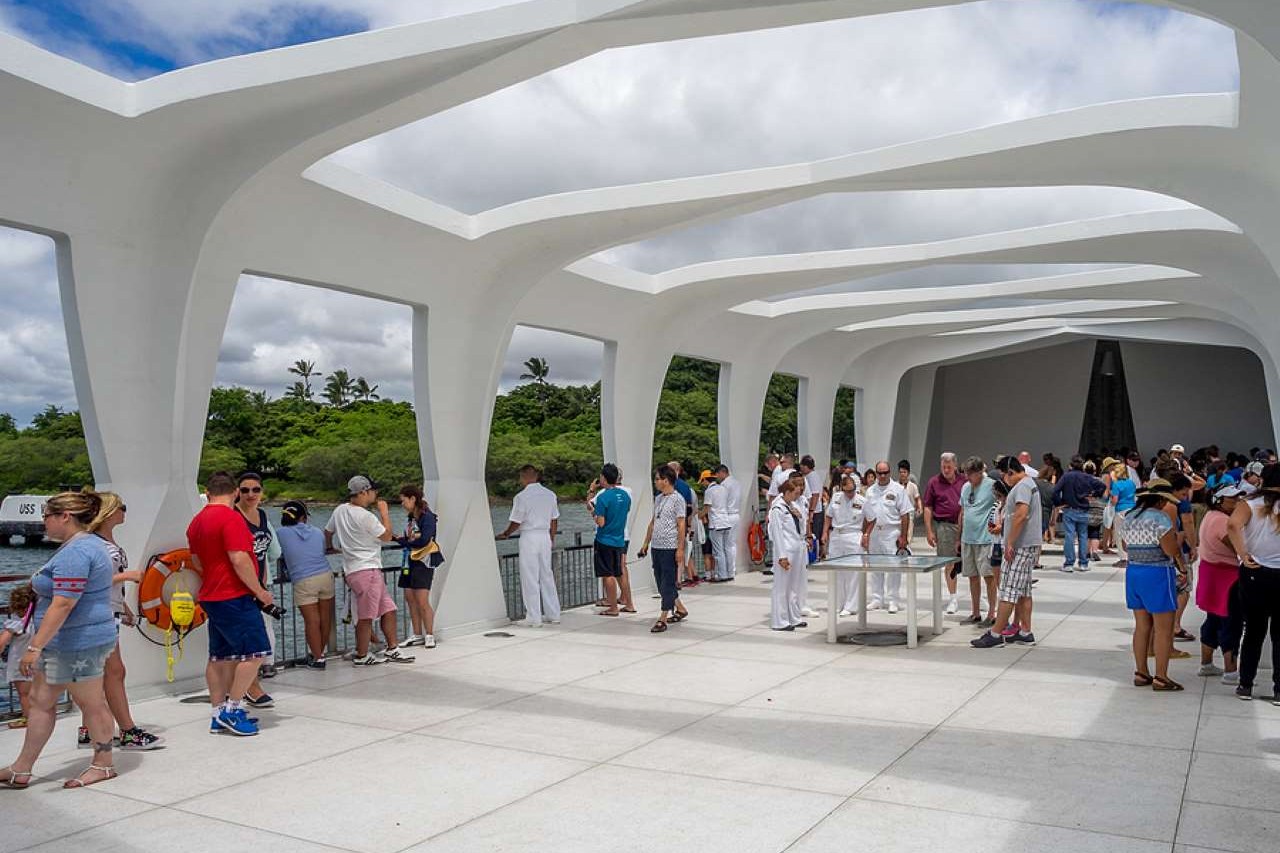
[1226,464,1280,702]
[768,478,808,631]
[823,474,866,617]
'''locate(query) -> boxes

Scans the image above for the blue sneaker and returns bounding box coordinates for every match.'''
[216,709,259,736]
[210,718,223,735]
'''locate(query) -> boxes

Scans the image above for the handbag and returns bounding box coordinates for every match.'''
[1087,496,1105,528]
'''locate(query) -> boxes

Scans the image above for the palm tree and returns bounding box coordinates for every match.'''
[287,359,319,399]
[353,377,380,402]
[322,369,355,407]
[284,381,309,401]
[519,357,550,385]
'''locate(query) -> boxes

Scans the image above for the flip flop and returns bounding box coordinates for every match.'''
[600,610,620,617]
[0,767,32,789]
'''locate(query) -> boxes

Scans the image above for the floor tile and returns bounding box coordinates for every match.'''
[945,678,1200,749]
[575,652,811,705]
[1185,751,1280,813]
[178,733,588,853]
[857,728,1188,841]
[1176,801,1280,853]
[1194,712,1280,758]
[421,685,720,762]
[548,618,734,652]
[87,714,394,806]
[824,642,1028,679]
[613,706,929,795]
[427,637,659,686]
[789,799,1170,853]
[0,789,153,853]
[743,667,990,726]
[281,668,555,731]
[409,763,842,853]
[681,626,850,666]
[16,808,339,852]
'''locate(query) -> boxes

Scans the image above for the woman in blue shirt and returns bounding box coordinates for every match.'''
[2,491,119,789]
[1109,464,1138,568]
[276,500,336,668]
[1124,480,1186,692]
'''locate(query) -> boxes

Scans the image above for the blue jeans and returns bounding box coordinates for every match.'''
[1061,508,1091,569]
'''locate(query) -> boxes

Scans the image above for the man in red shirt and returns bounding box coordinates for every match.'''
[923,452,966,615]
[187,471,274,736]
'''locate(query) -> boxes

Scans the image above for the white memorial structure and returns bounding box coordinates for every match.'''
[2,0,1278,688]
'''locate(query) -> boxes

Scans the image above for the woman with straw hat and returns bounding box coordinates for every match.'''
[1124,478,1188,692]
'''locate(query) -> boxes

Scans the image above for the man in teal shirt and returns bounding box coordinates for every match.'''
[956,456,998,626]
[593,463,632,616]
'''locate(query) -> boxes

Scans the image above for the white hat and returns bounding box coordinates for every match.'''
[1170,444,1185,454]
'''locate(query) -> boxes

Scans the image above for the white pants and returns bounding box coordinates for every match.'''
[790,543,810,614]
[828,530,864,612]
[868,527,901,605]
[771,545,806,629]
[518,533,560,623]
[709,527,735,580]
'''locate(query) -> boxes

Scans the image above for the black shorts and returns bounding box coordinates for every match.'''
[1087,524,1101,540]
[593,542,624,578]
[989,543,1003,568]
[701,539,713,555]
[398,562,435,590]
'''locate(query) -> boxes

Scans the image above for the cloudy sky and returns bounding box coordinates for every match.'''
[0,0,1238,425]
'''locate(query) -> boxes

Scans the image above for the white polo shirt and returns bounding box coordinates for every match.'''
[510,482,560,532]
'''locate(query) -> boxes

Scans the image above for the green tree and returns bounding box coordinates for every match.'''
[353,377,380,402]
[519,357,550,385]
[284,381,310,401]
[0,413,17,437]
[322,370,355,408]
[831,386,857,463]
[760,373,798,455]
[287,359,319,399]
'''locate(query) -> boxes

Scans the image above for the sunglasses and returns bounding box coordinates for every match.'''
[41,510,64,519]
[239,486,263,494]
[875,471,890,476]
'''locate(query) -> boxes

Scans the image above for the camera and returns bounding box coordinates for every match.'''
[258,600,285,620]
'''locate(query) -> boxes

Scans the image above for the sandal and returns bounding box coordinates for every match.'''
[600,610,619,617]
[620,607,637,613]
[6,718,26,730]
[1152,676,1184,692]
[63,764,117,789]
[1174,629,1196,642]
[0,767,32,789]
[650,620,668,633]
[1133,671,1154,687]
[668,611,686,623]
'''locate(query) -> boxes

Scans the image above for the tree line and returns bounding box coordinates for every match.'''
[0,357,855,500]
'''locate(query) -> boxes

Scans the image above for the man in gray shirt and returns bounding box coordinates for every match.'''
[972,455,1040,648]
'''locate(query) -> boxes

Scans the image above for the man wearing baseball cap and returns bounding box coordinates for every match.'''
[324,476,414,666]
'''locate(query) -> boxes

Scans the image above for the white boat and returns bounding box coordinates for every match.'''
[0,494,48,543]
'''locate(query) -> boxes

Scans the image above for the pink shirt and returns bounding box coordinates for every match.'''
[1198,511,1235,565]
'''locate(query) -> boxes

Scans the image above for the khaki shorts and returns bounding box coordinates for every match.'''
[961,542,994,578]
[292,572,336,607]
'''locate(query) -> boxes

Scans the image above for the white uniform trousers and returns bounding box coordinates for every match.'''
[790,542,810,613]
[868,526,902,606]
[709,527,735,580]
[828,530,864,612]
[518,532,560,623]
[770,544,806,629]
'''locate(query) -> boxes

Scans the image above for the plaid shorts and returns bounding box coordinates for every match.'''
[998,546,1038,603]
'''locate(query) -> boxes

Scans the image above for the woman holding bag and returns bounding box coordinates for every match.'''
[396,485,440,649]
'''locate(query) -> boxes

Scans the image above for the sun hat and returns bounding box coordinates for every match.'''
[1213,483,1246,500]
[1136,477,1177,502]
[1101,457,1119,471]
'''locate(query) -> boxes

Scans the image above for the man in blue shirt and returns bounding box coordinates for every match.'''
[1052,455,1105,572]
[593,463,632,616]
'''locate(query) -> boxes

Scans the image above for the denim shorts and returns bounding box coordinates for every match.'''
[203,595,272,662]
[39,640,115,684]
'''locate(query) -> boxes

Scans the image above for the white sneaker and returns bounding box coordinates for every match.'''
[381,647,416,664]
[838,609,853,617]
[1223,671,1240,685]
[513,620,542,628]
[352,653,382,667]
[887,602,899,614]
[1198,663,1224,677]
[1076,564,1090,572]
[401,634,425,647]
[1059,566,1075,573]
[800,608,818,618]
[867,600,883,611]
[423,635,437,648]
[545,618,561,624]
[945,599,958,615]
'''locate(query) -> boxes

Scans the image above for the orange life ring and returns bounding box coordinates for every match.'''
[747,520,766,565]
[138,549,206,632]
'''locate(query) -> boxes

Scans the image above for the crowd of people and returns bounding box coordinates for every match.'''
[4,437,1278,787]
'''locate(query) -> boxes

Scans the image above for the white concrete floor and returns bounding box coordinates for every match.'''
[2,557,1276,853]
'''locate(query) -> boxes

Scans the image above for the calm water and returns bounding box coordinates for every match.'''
[0,500,598,579]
